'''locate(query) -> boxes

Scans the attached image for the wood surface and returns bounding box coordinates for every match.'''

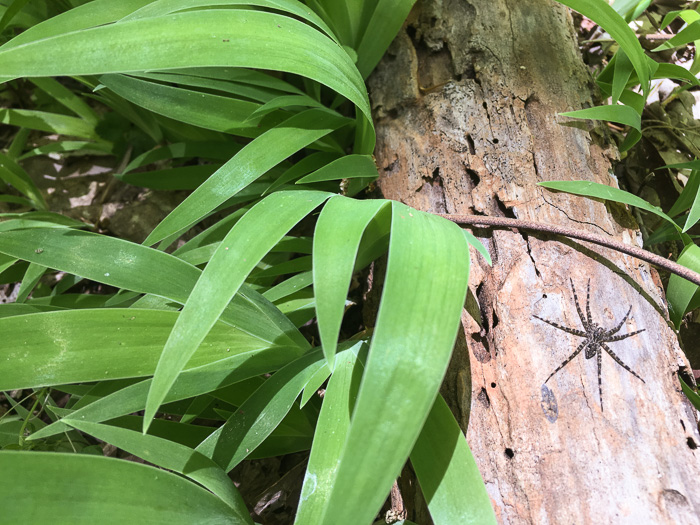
[367,0,700,522]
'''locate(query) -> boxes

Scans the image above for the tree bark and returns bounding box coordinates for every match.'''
[368,0,700,523]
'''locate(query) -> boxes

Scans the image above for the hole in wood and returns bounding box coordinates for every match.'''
[504,448,514,459]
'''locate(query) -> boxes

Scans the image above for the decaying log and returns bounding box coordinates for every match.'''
[367,0,700,522]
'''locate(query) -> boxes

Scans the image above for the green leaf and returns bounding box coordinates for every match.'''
[295,343,364,524]
[612,51,633,104]
[120,0,339,45]
[0,152,48,210]
[354,0,420,78]
[560,104,641,131]
[196,349,326,471]
[99,74,266,136]
[653,19,700,51]
[0,108,97,140]
[556,0,650,96]
[462,230,492,266]
[0,309,271,390]
[314,196,389,367]
[15,262,46,302]
[0,0,33,33]
[28,346,303,441]
[63,419,252,522]
[537,180,678,230]
[320,203,470,524]
[29,77,98,124]
[296,154,378,184]
[0,0,157,51]
[0,228,304,346]
[0,451,241,524]
[667,244,700,328]
[0,9,371,121]
[679,375,700,411]
[118,165,219,191]
[144,191,331,431]
[144,109,349,245]
[411,395,496,524]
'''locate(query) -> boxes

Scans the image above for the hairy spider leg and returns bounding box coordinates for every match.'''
[545,340,589,384]
[601,342,645,383]
[604,305,633,337]
[569,278,590,330]
[597,349,604,411]
[533,315,586,338]
[606,328,646,343]
[584,279,593,327]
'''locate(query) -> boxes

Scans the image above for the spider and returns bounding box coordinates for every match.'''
[534,278,645,411]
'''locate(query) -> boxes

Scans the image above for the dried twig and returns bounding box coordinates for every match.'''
[437,213,700,287]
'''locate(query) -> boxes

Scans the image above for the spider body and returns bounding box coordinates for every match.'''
[534,279,645,411]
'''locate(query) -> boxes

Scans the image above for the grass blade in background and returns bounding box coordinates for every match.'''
[28,346,302,441]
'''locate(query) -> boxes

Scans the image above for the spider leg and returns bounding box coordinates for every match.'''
[533,315,586,337]
[601,342,645,383]
[585,278,593,327]
[545,340,588,383]
[597,346,604,412]
[570,278,589,329]
[606,328,646,342]
[604,305,632,337]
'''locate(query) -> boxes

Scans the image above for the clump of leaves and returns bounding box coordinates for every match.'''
[0,1,494,523]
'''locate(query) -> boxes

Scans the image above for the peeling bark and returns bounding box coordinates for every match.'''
[368,0,700,522]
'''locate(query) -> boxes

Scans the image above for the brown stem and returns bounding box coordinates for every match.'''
[437,214,700,288]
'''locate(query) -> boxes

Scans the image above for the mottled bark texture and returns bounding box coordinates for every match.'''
[367,0,700,523]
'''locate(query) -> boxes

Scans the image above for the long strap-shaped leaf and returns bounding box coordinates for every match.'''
[0,10,370,120]
[556,0,650,97]
[62,419,253,523]
[319,202,470,524]
[100,74,266,136]
[196,349,326,470]
[295,342,364,524]
[144,190,331,432]
[121,0,338,44]
[411,395,496,524]
[0,0,156,51]
[313,196,389,367]
[0,451,239,524]
[144,109,349,245]
[29,346,300,441]
[0,228,301,346]
[0,309,268,390]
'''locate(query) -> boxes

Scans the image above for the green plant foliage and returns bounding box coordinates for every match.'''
[0,1,496,523]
